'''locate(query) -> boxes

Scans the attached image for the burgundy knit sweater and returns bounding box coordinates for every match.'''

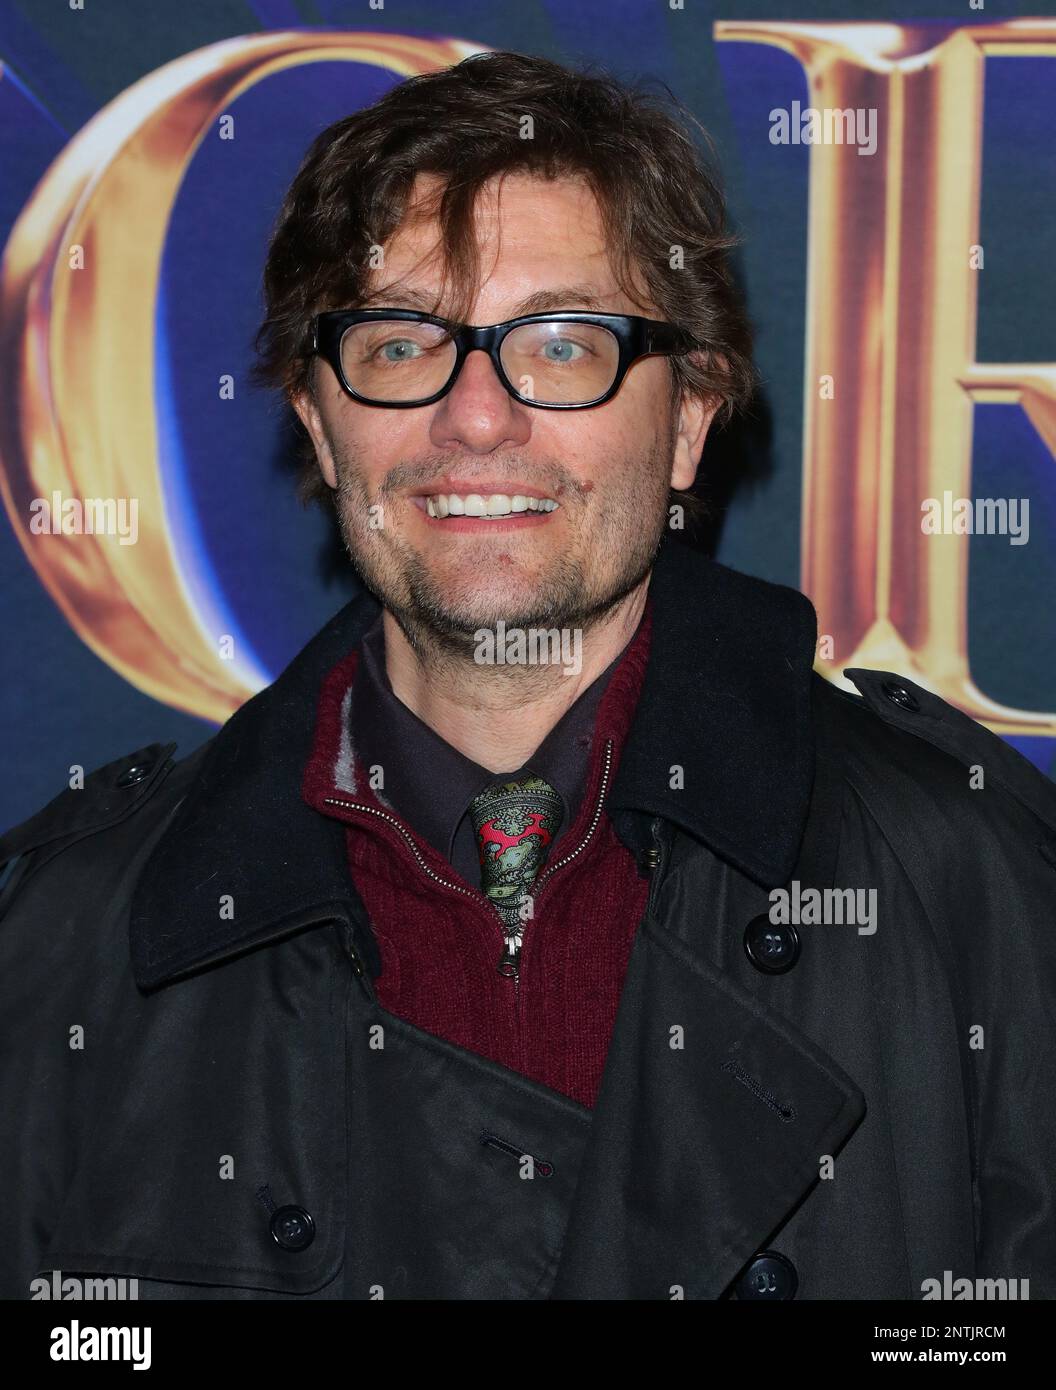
[301,606,653,1109]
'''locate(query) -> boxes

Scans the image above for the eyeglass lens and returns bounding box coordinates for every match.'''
[338,319,621,404]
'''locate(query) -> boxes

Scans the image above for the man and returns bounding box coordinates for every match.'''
[2,50,1054,1302]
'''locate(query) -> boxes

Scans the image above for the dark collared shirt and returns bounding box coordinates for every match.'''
[349,614,625,888]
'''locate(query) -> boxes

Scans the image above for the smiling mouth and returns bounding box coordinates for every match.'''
[416,492,560,519]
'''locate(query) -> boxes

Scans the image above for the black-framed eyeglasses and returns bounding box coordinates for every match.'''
[311,309,700,409]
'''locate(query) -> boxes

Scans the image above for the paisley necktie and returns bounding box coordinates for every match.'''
[469,774,563,977]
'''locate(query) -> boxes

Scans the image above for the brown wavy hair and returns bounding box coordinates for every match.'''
[252,49,756,518]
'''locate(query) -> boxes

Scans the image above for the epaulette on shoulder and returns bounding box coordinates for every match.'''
[0,741,179,871]
[840,668,1056,836]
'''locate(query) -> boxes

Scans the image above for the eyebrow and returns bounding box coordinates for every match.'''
[357,284,612,317]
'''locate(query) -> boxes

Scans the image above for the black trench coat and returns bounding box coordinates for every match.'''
[2,538,1055,1300]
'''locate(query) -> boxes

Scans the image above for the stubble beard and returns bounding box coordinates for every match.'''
[327,427,675,668]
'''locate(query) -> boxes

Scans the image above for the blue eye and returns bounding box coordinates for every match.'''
[379,339,422,362]
[541,339,585,363]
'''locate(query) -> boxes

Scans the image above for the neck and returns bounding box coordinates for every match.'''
[382,578,650,773]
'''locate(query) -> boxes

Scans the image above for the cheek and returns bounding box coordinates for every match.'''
[327,421,390,492]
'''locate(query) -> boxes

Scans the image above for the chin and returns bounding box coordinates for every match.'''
[431,565,549,613]
[436,588,552,633]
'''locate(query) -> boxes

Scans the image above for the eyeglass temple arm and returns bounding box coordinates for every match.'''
[647,323,701,354]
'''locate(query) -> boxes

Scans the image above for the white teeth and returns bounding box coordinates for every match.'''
[423,492,559,517]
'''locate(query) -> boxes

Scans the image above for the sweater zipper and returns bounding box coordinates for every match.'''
[530,739,614,903]
[322,735,614,991]
[323,795,523,990]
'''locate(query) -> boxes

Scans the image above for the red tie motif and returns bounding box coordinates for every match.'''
[469,774,563,978]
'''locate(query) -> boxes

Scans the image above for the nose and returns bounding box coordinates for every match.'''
[428,347,532,455]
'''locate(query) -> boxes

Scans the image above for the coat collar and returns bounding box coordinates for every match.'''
[130,538,818,990]
[606,537,817,882]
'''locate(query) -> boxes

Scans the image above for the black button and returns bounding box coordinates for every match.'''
[270,1204,315,1251]
[735,1250,798,1300]
[743,914,800,974]
[115,761,154,788]
[881,680,920,712]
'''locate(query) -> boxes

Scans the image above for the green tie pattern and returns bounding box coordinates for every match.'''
[469,774,563,974]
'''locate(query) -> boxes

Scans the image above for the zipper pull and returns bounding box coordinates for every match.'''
[497,935,521,980]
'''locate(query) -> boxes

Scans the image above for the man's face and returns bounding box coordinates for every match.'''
[293,172,716,648]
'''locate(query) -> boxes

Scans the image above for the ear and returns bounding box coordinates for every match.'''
[290,371,338,490]
[670,379,721,492]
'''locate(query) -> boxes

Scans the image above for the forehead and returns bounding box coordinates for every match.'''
[363,171,645,317]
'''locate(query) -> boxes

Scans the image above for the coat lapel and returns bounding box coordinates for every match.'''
[551,909,867,1299]
[548,542,864,1298]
